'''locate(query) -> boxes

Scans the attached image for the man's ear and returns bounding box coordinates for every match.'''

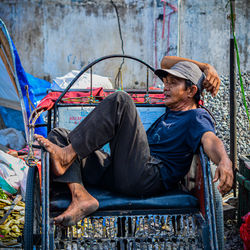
[188,85,198,98]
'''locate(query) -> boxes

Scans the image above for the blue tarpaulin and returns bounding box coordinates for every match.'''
[0,19,51,139]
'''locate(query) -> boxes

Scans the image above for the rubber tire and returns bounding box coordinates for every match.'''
[213,181,224,250]
[24,166,42,250]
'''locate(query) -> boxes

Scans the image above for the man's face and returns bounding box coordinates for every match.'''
[163,74,190,110]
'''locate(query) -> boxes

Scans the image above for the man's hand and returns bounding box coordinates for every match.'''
[202,63,221,97]
[213,159,234,195]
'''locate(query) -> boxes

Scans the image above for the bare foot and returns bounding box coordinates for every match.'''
[54,183,99,226]
[34,134,77,176]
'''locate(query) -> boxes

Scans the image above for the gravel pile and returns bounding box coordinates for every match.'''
[203,72,249,159]
[203,74,249,249]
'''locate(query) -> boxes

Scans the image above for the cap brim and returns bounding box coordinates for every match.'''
[154,69,188,81]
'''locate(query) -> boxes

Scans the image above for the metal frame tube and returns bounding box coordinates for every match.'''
[41,150,51,249]
[45,152,50,249]
[230,17,237,196]
[41,149,46,249]
[52,54,156,122]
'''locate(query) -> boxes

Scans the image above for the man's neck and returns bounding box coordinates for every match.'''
[168,101,197,111]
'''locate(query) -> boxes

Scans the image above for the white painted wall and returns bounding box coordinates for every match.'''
[0,0,178,88]
[178,0,249,76]
[0,0,248,88]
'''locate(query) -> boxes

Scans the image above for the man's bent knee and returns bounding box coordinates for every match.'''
[110,91,134,106]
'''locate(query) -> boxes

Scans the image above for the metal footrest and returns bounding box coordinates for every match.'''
[53,213,205,249]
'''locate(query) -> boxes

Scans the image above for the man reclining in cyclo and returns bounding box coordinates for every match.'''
[35,56,234,227]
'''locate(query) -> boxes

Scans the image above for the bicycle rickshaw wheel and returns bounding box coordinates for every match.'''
[24,166,42,249]
[213,181,224,250]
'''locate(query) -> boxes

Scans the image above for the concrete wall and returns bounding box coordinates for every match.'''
[0,0,178,88]
[1,0,248,84]
[178,0,249,76]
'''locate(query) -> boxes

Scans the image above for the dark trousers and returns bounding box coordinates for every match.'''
[48,92,165,197]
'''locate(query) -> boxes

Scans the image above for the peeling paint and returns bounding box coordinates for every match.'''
[0,0,248,87]
[178,0,249,75]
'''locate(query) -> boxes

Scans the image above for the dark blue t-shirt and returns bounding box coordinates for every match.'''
[147,107,215,189]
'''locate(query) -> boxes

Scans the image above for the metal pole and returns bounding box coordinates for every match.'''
[90,67,93,97]
[229,0,237,197]
[45,152,50,249]
[177,0,181,57]
[41,149,46,249]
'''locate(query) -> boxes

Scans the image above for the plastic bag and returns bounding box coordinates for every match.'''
[0,150,28,199]
[51,70,113,90]
[0,128,26,150]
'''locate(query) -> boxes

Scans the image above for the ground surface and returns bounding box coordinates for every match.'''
[224,197,244,249]
[224,219,243,249]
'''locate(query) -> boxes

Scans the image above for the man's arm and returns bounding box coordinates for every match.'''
[160,56,220,97]
[201,131,234,195]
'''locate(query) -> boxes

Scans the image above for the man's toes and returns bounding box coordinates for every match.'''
[61,216,76,227]
[54,215,64,224]
[34,134,43,140]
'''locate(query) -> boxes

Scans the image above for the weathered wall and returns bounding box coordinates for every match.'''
[178,0,249,75]
[0,0,249,82]
[0,0,178,87]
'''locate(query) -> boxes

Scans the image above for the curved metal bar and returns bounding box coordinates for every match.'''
[54,54,156,106]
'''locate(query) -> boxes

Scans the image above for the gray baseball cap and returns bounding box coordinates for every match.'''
[154,61,205,91]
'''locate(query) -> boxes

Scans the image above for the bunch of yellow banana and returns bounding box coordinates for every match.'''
[0,198,25,245]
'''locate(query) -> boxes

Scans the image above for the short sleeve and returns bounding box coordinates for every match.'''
[186,109,215,153]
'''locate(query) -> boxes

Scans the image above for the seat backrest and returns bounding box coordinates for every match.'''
[57,105,165,153]
[57,105,166,131]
